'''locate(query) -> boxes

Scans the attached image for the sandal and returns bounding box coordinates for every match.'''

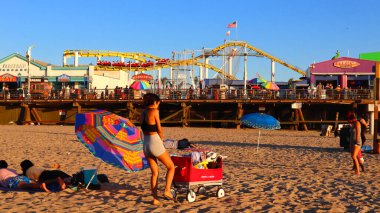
[163,194,178,203]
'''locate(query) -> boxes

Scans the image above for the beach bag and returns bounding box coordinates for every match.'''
[70,171,102,190]
[177,138,190,150]
[163,139,178,149]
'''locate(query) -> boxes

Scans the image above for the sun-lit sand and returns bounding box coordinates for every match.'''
[1,125,379,212]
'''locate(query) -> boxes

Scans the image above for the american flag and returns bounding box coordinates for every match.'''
[227,21,237,28]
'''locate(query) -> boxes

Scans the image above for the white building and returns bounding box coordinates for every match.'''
[0,53,131,90]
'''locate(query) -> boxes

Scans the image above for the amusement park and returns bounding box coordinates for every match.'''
[1,39,380,132]
[2,1,380,210]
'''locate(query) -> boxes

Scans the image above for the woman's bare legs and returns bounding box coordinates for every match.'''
[146,156,160,205]
[157,150,175,199]
[351,145,361,175]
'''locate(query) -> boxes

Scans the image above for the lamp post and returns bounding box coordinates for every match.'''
[17,73,21,88]
[26,46,34,99]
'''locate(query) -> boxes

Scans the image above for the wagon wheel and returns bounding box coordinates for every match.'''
[197,186,206,195]
[216,188,225,198]
[186,190,196,202]
[170,188,177,198]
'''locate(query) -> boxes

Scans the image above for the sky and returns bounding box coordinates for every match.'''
[1,0,379,82]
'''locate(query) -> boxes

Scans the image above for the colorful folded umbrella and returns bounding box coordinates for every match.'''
[257,74,279,91]
[130,80,150,90]
[261,81,280,91]
[75,110,149,172]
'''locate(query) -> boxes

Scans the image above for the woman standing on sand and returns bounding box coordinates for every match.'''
[348,112,362,175]
[140,93,176,205]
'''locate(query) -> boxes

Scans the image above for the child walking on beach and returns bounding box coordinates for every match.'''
[20,160,71,192]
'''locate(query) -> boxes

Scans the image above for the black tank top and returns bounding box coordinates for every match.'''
[141,110,158,133]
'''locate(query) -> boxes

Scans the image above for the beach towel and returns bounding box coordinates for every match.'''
[0,183,61,193]
[0,186,43,193]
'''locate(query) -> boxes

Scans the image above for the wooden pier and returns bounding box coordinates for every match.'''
[0,98,373,130]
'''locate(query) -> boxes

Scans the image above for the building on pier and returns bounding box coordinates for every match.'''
[0,53,130,90]
[309,56,377,89]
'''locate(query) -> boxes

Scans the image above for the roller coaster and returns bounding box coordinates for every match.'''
[63,41,306,80]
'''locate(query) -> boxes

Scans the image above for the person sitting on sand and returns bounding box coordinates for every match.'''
[20,160,71,191]
[140,93,176,205]
[0,160,48,192]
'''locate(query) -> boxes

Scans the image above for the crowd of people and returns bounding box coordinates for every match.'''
[1,83,373,101]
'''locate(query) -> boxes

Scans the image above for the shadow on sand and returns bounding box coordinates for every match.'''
[194,140,346,154]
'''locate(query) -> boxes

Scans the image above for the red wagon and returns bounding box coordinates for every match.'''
[170,156,225,202]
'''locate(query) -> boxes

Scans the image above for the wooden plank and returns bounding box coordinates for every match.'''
[161,105,191,122]
[298,109,308,131]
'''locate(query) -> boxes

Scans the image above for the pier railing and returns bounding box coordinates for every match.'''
[0,88,373,101]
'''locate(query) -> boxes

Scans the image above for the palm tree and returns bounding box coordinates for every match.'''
[288,78,294,89]
[161,77,168,87]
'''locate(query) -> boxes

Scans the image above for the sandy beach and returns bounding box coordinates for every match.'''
[1,125,379,212]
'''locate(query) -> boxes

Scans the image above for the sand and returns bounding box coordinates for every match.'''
[0,125,379,212]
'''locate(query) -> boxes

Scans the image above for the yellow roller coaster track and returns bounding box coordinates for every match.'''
[198,41,306,76]
[63,50,162,62]
[95,59,236,80]
[64,41,305,79]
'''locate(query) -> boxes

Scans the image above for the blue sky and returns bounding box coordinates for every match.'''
[1,0,379,81]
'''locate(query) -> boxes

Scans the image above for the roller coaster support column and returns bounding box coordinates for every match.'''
[120,57,124,63]
[170,67,173,80]
[243,52,247,97]
[205,58,209,78]
[374,62,380,154]
[228,56,233,77]
[199,66,203,81]
[74,51,79,67]
[158,68,162,92]
[243,45,248,97]
[63,56,67,66]
[271,60,275,82]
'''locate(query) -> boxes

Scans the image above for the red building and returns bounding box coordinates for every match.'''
[309,57,377,89]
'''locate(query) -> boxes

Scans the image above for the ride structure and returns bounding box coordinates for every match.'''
[62,41,306,89]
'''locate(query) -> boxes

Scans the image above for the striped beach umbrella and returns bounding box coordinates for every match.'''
[130,80,150,90]
[75,110,149,172]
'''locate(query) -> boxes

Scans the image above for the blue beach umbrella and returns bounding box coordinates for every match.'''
[241,113,281,152]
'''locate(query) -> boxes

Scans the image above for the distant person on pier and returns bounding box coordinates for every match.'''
[105,85,109,99]
[335,85,341,99]
[125,85,130,99]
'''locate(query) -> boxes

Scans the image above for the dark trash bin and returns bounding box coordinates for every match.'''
[339,125,351,150]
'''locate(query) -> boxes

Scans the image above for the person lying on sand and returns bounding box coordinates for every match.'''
[164,138,199,149]
[20,159,71,192]
[0,160,49,192]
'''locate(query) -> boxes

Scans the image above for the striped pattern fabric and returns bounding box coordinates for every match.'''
[75,110,149,172]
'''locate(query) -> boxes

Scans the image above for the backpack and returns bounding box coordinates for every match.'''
[177,138,190,149]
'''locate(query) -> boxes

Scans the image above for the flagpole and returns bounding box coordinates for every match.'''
[236,21,238,41]
[26,45,35,99]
